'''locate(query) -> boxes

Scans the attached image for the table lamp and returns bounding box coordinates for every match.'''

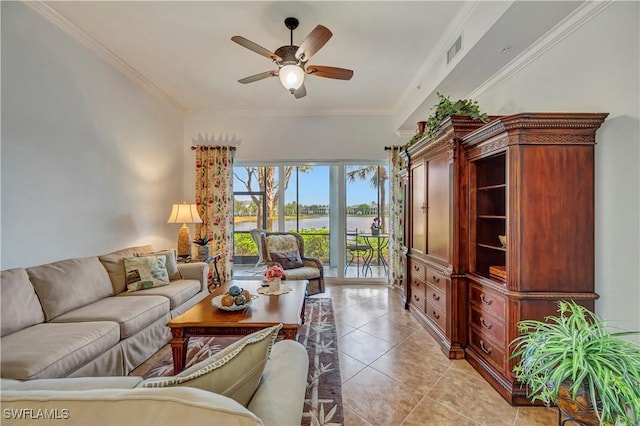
[167,202,203,258]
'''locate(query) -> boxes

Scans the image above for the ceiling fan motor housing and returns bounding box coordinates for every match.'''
[274,45,300,65]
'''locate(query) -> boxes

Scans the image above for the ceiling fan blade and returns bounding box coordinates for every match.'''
[238,70,277,84]
[295,25,332,61]
[231,36,282,62]
[294,83,307,99]
[306,65,353,80]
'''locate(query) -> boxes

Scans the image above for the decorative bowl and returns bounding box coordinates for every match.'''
[211,294,257,311]
[498,235,507,248]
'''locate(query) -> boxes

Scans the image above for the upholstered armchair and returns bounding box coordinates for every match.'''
[259,231,325,295]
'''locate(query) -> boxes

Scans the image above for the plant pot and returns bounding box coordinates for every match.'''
[371,228,380,236]
[197,245,210,261]
[557,381,601,426]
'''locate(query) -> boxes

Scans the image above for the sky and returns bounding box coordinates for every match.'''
[233,165,386,206]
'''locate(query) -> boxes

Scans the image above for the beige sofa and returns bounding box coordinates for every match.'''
[1,328,309,426]
[0,245,209,380]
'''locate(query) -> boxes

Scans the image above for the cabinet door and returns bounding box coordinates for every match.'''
[410,162,426,256]
[427,153,450,261]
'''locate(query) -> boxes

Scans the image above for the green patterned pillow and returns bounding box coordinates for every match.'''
[123,255,170,292]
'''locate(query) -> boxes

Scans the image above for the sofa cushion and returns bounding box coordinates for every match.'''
[0,387,262,426]
[99,245,154,295]
[27,257,114,321]
[139,324,282,406]
[0,322,120,380]
[118,279,201,309]
[52,295,169,339]
[283,266,320,280]
[136,249,182,281]
[124,255,170,292]
[0,268,44,337]
[269,250,304,270]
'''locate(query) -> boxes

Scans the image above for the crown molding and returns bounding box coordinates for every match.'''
[24,1,185,111]
[468,1,614,100]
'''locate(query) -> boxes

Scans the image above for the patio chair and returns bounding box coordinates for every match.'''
[249,228,267,272]
[259,231,325,295]
[345,228,373,277]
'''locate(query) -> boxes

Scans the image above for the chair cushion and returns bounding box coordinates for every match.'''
[0,322,120,380]
[0,269,44,337]
[52,295,169,339]
[123,255,170,292]
[138,324,282,406]
[99,245,154,295]
[265,235,298,260]
[284,266,320,280]
[27,257,114,321]
[269,250,304,270]
[136,249,182,281]
[118,279,200,309]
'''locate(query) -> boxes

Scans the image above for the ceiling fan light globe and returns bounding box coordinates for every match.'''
[279,64,304,92]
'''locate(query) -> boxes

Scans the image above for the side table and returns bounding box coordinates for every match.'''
[177,253,222,292]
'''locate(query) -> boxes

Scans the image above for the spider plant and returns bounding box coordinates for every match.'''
[511,300,640,425]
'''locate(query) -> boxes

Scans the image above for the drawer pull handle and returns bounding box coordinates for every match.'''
[480,317,493,329]
[432,275,440,283]
[433,311,440,320]
[413,295,420,302]
[480,340,493,355]
[414,265,420,271]
[480,294,493,305]
[432,293,440,301]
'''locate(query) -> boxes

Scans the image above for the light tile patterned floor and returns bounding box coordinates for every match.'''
[314,283,558,426]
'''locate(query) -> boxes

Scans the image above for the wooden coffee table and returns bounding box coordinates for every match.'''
[167,279,308,374]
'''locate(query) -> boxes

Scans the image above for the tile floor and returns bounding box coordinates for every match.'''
[133,281,559,425]
[317,283,559,426]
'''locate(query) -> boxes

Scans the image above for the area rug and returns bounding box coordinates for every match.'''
[141,297,343,426]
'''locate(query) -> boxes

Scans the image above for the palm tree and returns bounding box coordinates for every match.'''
[346,165,389,232]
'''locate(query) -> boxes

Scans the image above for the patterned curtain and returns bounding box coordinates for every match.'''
[387,147,407,287]
[193,145,235,283]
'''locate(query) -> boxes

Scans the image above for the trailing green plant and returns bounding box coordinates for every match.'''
[511,300,640,425]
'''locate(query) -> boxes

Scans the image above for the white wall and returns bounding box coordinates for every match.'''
[474,2,640,331]
[1,2,185,269]
[183,111,404,194]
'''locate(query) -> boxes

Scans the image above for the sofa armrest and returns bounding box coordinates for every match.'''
[247,340,308,426]
[1,387,262,425]
[177,262,209,292]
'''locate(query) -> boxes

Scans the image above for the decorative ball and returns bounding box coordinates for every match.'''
[234,295,246,306]
[240,289,251,302]
[221,294,234,307]
[228,285,242,297]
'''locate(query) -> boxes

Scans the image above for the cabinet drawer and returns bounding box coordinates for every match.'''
[426,303,446,332]
[469,283,507,320]
[426,283,446,313]
[410,279,426,312]
[409,259,426,281]
[426,266,447,293]
[470,305,505,344]
[469,328,506,373]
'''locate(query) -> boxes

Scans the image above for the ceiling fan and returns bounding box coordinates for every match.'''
[231,17,354,99]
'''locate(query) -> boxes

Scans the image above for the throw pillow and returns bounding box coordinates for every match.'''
[135,249,182,281]
[123,255,170,293]
[269,250,304,270]
[138,324,282,407]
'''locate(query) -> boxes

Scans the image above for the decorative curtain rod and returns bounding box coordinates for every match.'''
[384,146,404,151]
[191,145,237,151]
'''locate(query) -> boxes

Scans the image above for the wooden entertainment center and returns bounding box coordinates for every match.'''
[403,112,608,404]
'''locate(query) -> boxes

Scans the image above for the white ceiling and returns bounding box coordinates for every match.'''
[39,1,584,133]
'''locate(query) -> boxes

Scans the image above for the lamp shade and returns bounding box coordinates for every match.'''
[279,64,304,92]
[167,203,202,224]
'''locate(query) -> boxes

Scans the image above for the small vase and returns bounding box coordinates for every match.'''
[268,277,281,293]
[371,228,380,236]
[197,245,210,261]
